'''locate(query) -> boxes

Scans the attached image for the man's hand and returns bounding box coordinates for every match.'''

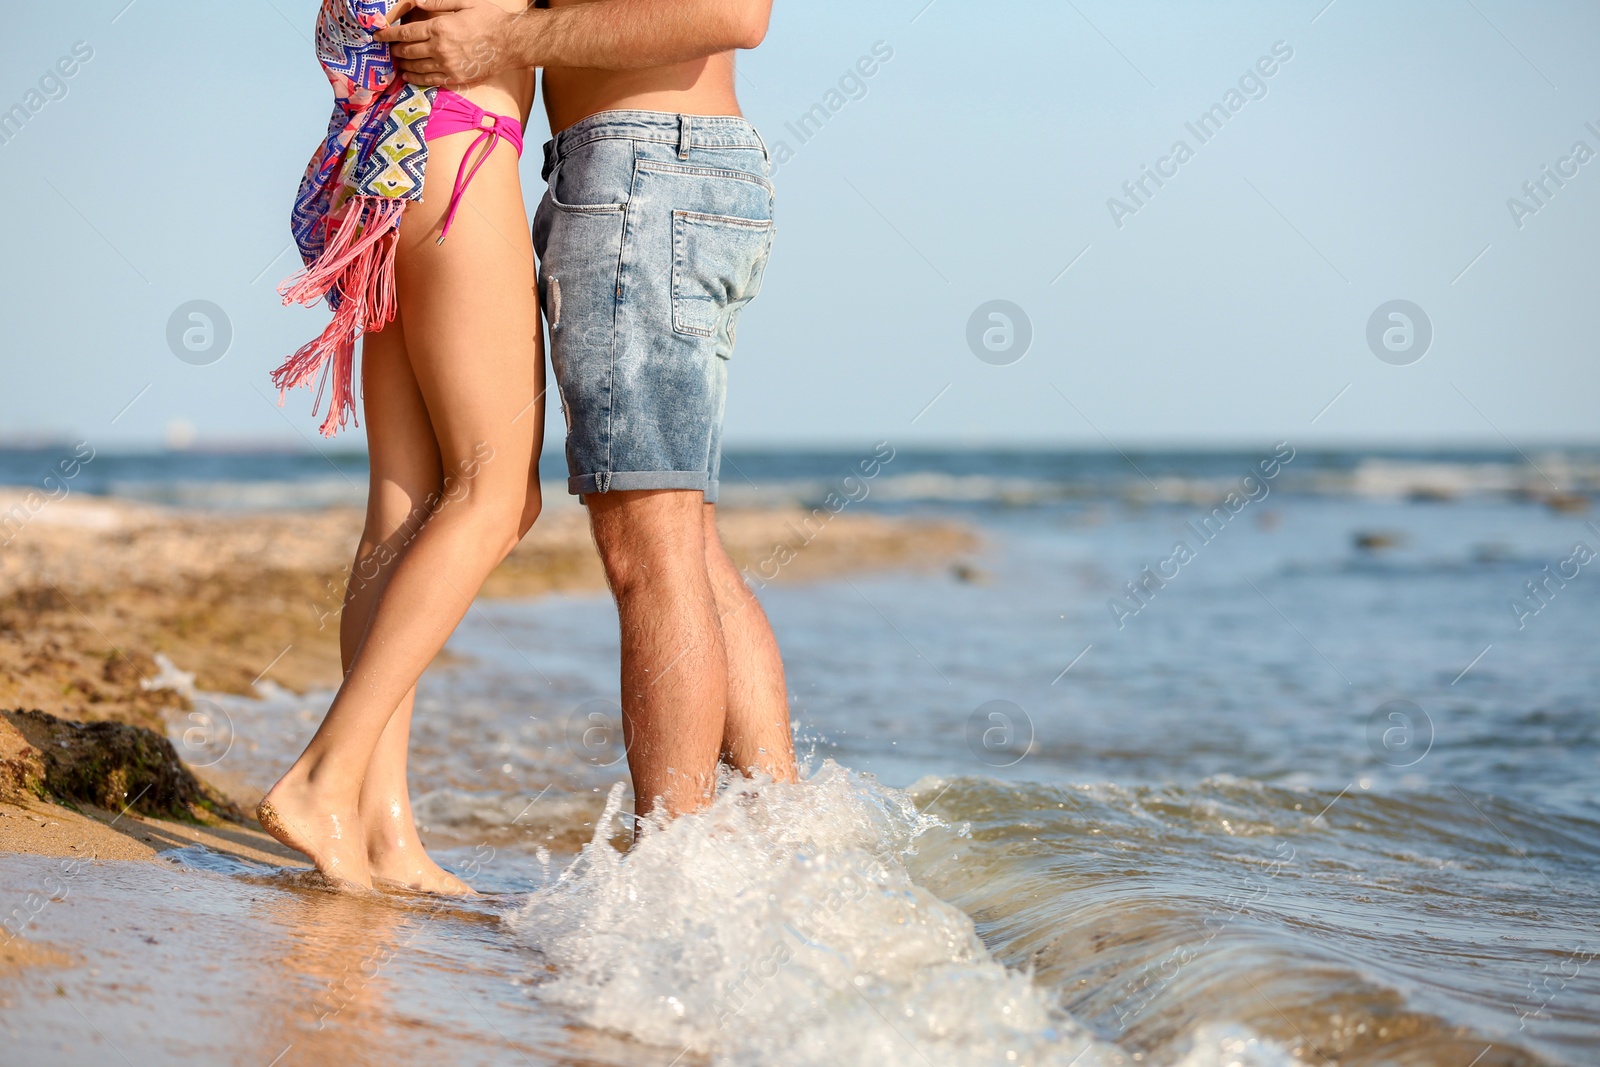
[374,0,524,87]
[380,0,769,79]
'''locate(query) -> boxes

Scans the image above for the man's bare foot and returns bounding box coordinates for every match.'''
[257,781,372,890]
[362,802,477,895]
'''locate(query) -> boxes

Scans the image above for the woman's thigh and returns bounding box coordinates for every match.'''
[360,314,442,543]
[392,126,544,485]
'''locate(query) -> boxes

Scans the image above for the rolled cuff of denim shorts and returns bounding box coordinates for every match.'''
[568,470,717,500]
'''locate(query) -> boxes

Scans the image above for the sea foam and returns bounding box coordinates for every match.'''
[506,761,1303,1067]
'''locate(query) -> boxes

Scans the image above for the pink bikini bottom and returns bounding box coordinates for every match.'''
[428,88,525,243]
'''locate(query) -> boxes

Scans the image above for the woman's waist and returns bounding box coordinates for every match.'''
[435,70,536,130]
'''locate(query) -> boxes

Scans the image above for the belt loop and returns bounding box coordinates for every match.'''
[677,114,691,160]
[541,137,559,183]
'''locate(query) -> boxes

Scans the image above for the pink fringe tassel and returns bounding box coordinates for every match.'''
[273,196,406,437]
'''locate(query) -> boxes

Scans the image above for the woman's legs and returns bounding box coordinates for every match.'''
[337,317,473,893]
[261,127,544,889]
[352,320,544,893]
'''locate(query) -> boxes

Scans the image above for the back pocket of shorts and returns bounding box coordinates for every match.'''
[671,210,774,339]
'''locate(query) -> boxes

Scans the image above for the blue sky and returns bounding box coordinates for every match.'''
[1,0,1596,450]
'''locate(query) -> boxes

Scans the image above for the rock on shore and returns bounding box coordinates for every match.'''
[0,708,240,822]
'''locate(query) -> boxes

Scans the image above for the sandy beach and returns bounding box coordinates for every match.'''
[0,488,975,869]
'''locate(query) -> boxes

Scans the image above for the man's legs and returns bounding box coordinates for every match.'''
[588,489,730,818]
[585,492,799,820]
[703,503,797,782]
[535,113,788,815]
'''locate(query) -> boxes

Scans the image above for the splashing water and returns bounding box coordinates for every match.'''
[507,762,1303,1067]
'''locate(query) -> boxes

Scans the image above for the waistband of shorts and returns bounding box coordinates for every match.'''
[542,110,766,176]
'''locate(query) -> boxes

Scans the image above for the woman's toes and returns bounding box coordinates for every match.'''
[368,849,478,896]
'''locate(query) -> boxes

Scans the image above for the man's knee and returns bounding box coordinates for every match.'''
[701,513,739,569]
[596,533,707,597]
[591,493,708,596]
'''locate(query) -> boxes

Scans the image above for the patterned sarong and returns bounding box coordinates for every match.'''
[273,0,435,436]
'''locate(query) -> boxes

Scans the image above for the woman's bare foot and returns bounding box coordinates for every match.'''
[362,800,477,895]
[257,779,372,890]
[369,850,477,896]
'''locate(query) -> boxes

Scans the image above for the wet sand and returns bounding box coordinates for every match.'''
[0,794,297,867]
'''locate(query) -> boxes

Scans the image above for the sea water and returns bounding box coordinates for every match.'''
[1,448,1597,1066]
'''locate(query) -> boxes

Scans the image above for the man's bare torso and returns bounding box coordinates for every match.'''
[539,0,742,133]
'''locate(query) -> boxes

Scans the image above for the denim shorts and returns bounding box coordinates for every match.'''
[531,110,775,503]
